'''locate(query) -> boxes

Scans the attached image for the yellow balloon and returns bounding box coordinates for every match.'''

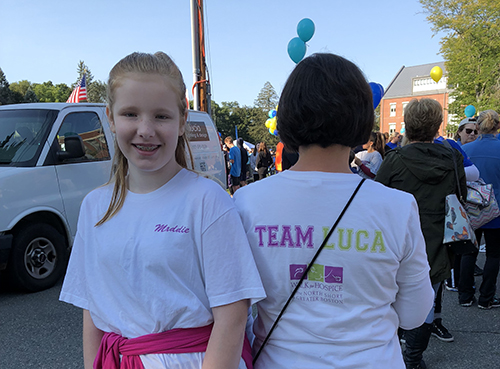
[269,128,274,134]
[269,120,277,132]
[430,66,443,83]
[265,119,271,128]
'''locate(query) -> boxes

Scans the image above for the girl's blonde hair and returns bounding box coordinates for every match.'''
[97,52,193,226]
[477,110,499,134]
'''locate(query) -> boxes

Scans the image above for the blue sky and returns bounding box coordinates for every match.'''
[0,0,444,106]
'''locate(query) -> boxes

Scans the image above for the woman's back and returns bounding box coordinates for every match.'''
[233,171,431,368]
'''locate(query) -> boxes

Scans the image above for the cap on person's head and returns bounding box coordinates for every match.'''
[459,117,477,129]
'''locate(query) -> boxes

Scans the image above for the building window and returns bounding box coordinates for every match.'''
[390,103,396,117]
[402,102,409,116]
[389,123,396,135]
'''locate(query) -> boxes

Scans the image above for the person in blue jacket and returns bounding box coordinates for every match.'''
[459,110,500,309]
[434,135,479,182]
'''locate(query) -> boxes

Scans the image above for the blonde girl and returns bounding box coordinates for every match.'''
[60,52,265,369]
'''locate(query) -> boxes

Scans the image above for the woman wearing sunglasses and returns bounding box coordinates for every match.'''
[455,117,479,146]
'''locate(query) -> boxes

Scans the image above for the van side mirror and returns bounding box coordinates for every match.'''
[57,135,85,161]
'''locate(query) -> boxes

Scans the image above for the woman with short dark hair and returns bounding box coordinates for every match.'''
[233,54,433,369]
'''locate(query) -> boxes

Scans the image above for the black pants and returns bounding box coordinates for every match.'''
[459,228,500,305]
[257,167,268,180]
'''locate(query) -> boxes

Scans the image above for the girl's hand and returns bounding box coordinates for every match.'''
[354,157,362,166]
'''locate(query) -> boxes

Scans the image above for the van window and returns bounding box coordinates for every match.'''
[0,109,58,166]
[57,112,110,161]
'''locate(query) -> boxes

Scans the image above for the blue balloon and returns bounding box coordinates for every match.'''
[268,109,277,118]
[297,18,315,42]
[369,82,384,109]
[273,129,278,136]
[287,37,306,64]
[465,105,476,118]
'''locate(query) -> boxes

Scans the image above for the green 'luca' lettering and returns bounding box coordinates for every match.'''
[371,231,386,253]
[321,227,385,253]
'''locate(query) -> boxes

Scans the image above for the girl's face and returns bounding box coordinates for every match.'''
[107,73,185,187]
[458,123,478,144]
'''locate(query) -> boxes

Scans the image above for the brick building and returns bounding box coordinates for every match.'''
[380,61,454,138]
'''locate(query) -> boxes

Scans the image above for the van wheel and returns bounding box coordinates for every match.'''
[8,224,67,292]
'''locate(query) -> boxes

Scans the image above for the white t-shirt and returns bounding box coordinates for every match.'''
[352,150,383,179]
[233,171,433,369]
[60,169,266,368]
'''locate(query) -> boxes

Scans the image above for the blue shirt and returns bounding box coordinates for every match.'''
[434,137,473,167]
[386,142,398,150]
[228,146,241,177]
[462,134,500,228]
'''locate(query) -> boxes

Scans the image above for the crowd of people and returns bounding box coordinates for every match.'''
[222,136,298,195]
[58,50,499,369]
[349,101,500,368]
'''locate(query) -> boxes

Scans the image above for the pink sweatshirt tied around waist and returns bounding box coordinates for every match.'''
[94,323,253,369]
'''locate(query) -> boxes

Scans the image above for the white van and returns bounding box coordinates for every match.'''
[0,103,225,291]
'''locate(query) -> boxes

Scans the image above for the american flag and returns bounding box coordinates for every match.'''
[66,73,87,103]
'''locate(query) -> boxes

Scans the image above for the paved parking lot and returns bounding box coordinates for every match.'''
[0,252,498,368]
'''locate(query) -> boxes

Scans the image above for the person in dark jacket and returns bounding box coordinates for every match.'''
[376,98,466,369]
[256,142,272,180]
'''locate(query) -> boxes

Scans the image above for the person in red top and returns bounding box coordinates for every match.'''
[275,142,284,172]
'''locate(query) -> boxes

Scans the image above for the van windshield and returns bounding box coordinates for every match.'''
[0,109,58,166]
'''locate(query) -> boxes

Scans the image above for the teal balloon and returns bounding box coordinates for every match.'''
[287,37,306,64]
[465,105,476,118]
[297,18,315,42]
[268,109,277,118]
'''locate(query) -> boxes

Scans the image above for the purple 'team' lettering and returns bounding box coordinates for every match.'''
[268,225,279,247]
[255,225,266,247]
[295,225,314,248]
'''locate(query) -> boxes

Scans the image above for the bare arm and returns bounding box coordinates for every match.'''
[202,299,249,369]
[83,309,104,369]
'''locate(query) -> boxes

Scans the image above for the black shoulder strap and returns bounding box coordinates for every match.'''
[253,178,366,364]
[441,139,463,201]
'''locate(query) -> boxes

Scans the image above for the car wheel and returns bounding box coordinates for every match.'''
[8,223,67,292]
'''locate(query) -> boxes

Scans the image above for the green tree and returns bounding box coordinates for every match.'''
[374,105,381,131]
[249,82,280,147]
[420,0,500,124]
[24,89,39,103]
[89,80,107,103]
[54,83,72,102]
[254,81,279,111]
[32,81,56,102]
[0,68,12,105]
[10,80,32,97]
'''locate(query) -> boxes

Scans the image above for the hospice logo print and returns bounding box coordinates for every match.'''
[290,264,343,283]
[290,264,344,304]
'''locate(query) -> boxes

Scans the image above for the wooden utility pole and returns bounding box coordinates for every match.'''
[190,0,211,115]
